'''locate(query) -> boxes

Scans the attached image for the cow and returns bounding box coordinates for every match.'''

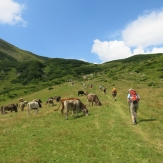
[27,99,42,115]
[1,104,18,114]
[78,90,88,96]
[54,98,88,120]
[53,96,61,102]
[19,102,26,111]
[45,98,54,106]
[87,94,102,106]
[78,90,85,96]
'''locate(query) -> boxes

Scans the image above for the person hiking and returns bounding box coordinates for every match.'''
[99,85,102,91]
[127,88,140,125]
[112,87,117,101]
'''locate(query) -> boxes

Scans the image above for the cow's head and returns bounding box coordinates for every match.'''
[98,101,102,106]
[38,99,42,103]
[82,104,89,116]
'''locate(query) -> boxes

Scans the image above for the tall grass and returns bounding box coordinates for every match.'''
[0,78,163,163]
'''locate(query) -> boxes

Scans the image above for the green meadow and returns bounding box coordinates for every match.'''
[0,76,163,163]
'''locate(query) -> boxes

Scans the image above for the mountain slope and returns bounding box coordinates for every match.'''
[0,38,49,62]
[0,38,163,102]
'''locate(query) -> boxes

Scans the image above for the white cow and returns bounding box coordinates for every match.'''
[27,99,42,115]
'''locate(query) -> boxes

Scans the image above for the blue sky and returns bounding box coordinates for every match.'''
[0,0,163,64]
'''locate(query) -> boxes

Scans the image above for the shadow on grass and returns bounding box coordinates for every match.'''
[72,113,91,119]
[138,118,156,123]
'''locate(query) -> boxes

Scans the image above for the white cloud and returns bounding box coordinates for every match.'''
[0,0,26,26]
[80,58,87,62]
[150,47,163,53]
[92,9,163,63]
[91,39,132,63]
[133,46,145,55]
[122,10,163,47]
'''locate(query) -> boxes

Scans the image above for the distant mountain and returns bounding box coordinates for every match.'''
[0,38,49,62]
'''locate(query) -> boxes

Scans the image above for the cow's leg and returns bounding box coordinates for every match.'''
[35,108,38,114]
[71,111,74,117]
[61,102,64,115]
[65,111,68,120]
[28,107,30,115]
[76,109,78,118]
[65,108,68,120]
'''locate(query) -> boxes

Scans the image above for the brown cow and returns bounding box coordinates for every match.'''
[1,104,18,114]
[87,94,102,106]
[54,98,88,119]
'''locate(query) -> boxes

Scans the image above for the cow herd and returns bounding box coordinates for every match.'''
[1,91,102,120]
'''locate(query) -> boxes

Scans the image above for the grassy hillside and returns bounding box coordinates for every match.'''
[0,38,49,62]
[0,38,163,162]
[0,52,163,103]
[0,76,163,162]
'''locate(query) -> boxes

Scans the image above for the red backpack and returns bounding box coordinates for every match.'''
[129,90,139,104]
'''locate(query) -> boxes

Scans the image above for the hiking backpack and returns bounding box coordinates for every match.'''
[129,90,139,104]
[112,88,117,95]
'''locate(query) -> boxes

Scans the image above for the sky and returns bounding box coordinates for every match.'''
[0,0,163,64]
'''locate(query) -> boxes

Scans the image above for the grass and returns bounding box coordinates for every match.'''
[0,77,163,163]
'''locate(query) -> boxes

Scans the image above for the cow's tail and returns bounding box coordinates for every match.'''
[54,102,62,111]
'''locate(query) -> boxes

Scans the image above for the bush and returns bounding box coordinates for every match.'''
[147,82,156,86]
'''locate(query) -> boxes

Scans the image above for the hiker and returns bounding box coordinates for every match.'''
[127,88,140,125]
[103,88,106,94]
[99,85,102,91]
[90,84,93,89]
[112,87,117,101]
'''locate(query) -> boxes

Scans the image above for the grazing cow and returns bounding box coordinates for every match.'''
[54,98,88,120]
[1,104,18,114]
[19,102,26,111]
[78,90,85,96]
[45,98,54,106]
[87,94,102,106]
[27,99,42,115]
[53,96,61,102]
